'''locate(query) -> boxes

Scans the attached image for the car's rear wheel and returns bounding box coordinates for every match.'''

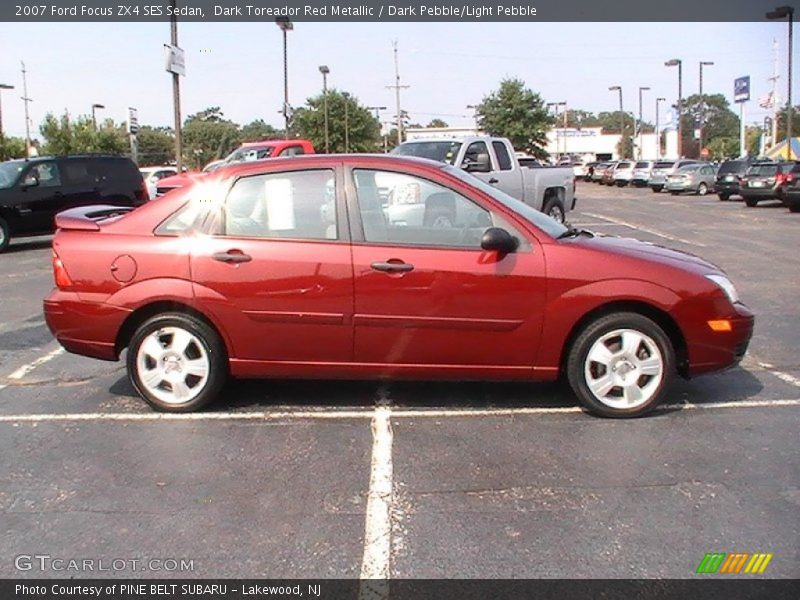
[0,217,9,253]
[542,197,566,223]
[566,313,674,418]
[718,193,730,201]
[651,186,663,193]
[744,197,758,207]
[670,191,680,195]
[127,313,227,412]
[789,204,800,213]
[697,183,708,196]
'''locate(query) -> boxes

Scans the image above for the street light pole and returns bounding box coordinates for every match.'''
[169,0,183,171]
[318,65,330,153]
[91,103,105,130]
[698,61,714,157]
[20,61,33,157]
[466,104,479,130]
[609,86,624,158]
[367,106,387,152]
[766,6,794,160]
[276,17,293,138]
[656,97,665,159]
[638,86,650,160]
[665,59,683,158]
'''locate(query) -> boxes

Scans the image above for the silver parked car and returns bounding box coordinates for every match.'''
[665,163,717,196]
[612,160,636,186]
[648,159,699,193]
[631,160,654,187]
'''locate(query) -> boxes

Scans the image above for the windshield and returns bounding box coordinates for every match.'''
[443,165,568,239]
[0,160,26,189]
[634,161,650,169]
[392,141,463,165]
[677,165,701,173]
[653,161,674,169]
[617,162,632,169]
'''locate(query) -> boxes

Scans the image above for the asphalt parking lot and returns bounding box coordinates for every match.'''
[0,182,798,580]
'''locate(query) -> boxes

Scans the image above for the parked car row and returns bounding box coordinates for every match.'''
[583,157,799,213]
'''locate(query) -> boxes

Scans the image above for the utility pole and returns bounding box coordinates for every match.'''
[665,59,683,158]
[344,98,349,153]
[656,97,665,159]
[367,105,387,152]
[698,62,713,157]
[386,40,410,145]
[319,65,330,153]
[768,39,780,149]
[169,0,183,171]
[20,61,33,157]
[638,86,650,159]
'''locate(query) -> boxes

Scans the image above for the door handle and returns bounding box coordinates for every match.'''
[488,177,499,184]
[371,261,414,273]
[212,250,252,264]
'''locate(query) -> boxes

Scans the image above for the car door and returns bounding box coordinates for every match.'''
[348,166,547,373]
[190,165,354,364]
[58,158,100,210]
[15,160,64,233]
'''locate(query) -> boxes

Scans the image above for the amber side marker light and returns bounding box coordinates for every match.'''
[708,320,732,332]
[52,251,73,288]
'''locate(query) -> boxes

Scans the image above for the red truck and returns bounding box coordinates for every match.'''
[154,139,314,197]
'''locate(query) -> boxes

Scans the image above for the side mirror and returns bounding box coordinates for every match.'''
[480,227,518,254]
[463,152,491,173]
[21,174,39,188]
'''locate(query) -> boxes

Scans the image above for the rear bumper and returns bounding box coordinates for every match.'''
[685,303,755,377]
[714,181,741,194]
[741,187,780,200]
[665,181,691,191]
[44,289,130,361]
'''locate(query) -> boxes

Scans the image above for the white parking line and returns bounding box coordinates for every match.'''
[359,403,394,592]
[0,347,65,392]
[757,362,800,390]
[0,398,797,423]
[582,212,707,247]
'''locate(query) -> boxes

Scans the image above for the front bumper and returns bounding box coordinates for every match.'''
[685,302,755,377]
[44,289,130,361]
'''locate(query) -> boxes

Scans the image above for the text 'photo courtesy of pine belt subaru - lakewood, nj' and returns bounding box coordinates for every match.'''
[43,155,754,418]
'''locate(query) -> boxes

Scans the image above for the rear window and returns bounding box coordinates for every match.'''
[617,162,632,168]
[677,164,701,172]
[747,165,778,176]
[717,160,748,175]
[392,141,463,166]
[634,162,650,169]
[654,161,674,169]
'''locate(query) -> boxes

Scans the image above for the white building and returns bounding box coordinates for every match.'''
[546,127,680,161]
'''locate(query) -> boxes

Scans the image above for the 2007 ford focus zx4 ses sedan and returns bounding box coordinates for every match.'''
[43,155,754,418]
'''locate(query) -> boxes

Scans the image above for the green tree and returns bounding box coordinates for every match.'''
[240,119,281,142]
[679,94,739,158]
[616,134,633,160]
[182,107,241,169]
[426,118,448,128]
[775,105,800,142]
[707,136,740,160]
[476,78,553,158]
[0,136,27,161]
[136,126,174,166]
[293,90,381,153]
[39,112,128,156]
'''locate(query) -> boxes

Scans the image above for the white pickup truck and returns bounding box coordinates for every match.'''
[392,136,576,222]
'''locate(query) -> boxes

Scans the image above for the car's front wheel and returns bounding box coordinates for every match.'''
[718,193,730,201]
[0,217,10,253]
[566,313,674,418]
[127,312,227,412]
[744,197,758,207]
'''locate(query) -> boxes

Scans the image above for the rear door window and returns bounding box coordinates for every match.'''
[491,141,513,171]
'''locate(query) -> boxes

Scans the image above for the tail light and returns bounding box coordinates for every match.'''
[786,174,796,183]
[775,173,787,185]
[136,180,150,203]
[52,250,73,289]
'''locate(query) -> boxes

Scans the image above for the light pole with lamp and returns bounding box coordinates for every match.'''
[318,65,330,153]
[91,103,105,130]
[0,84,14,154]
[608,86,624,158]
[275,17,293,138]
[665,59,683,158]
[698,61,714,157]
[766,6,794,160]
[637,86,650,159]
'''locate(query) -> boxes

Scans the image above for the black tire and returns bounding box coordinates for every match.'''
[566,312,675,418]
[542,197,566,223]
[127,312,227,412]
[697,183,708,196]
[651,186,663,193]
[744,197,758,208]
[718,193,730,202]
[0,217,9,253]
[616,181,625,187]
[789,204,800,213]
[670,191,680,196]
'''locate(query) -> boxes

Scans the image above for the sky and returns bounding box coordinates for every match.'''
[0,21,793,140]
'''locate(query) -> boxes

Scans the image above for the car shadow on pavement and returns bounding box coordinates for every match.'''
[103,364,763,415]
[5,239,52,254]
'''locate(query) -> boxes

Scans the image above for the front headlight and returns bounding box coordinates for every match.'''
[705,274,740,304]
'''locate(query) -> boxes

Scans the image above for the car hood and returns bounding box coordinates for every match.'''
[157,172,204,189]
[570,234,719,274]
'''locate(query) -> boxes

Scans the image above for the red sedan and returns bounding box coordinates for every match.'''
[44,155,753,418]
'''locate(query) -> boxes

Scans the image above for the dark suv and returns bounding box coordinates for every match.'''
[0,155,147,252]
[740,161,797,207]
[714,158,753,201]
[779,162,800,213]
